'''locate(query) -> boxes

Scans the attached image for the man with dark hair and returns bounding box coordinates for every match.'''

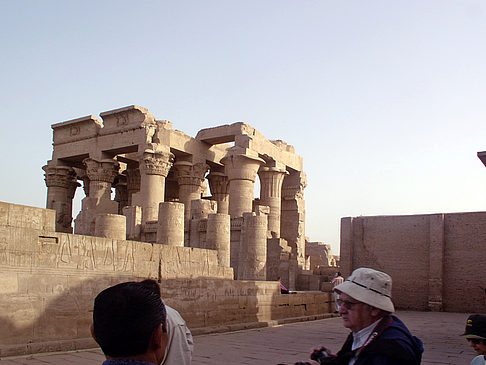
[139,279,194,365]
[91,281,169,365]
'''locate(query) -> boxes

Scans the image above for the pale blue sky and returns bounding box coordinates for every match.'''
[1,1,486,254]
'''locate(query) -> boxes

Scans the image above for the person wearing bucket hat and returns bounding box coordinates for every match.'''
[295,268,423,365]
[462,314,486,364]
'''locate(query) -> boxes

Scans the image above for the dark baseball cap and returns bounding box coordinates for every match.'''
[462,314,486,339]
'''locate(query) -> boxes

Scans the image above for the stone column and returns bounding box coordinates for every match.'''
[207,171,229,214]
[157,202,184,246]
[95,214,126,240]
[84,158,119,209]
[238,212,268,280]
[43,165,78,233]
[221,154,265,218]
[174,161,209,220]
[164,170,179,202]
[258,166,288,237]
[74,158,119,236]
[281,171,307,271]
[206,213,231,267]
[133,150,173,224]
[114,175,128,215]
[125,165,140,206]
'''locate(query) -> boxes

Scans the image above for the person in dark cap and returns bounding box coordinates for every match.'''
[462,314,486,364]
[90,281,169,365]
[296,267,423,365]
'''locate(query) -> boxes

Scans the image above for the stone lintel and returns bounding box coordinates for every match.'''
[99,105,149,118]
[196,122,257,145]
[51,115,103,145]
[100,105,156,135]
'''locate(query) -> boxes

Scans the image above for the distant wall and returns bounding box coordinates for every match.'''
[0,202,332,357]
[340,212,486,312]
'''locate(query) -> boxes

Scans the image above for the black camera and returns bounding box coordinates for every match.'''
[294,349,331,365]
[311,349,330,363]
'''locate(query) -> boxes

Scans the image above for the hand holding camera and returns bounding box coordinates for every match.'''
[294,346,336,365]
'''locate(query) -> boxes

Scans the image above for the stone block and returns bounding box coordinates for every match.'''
[52,115,102,145]
[100,105,155,134]
[0,273,18,294]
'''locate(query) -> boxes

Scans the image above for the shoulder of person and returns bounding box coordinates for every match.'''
[470,355,486,365]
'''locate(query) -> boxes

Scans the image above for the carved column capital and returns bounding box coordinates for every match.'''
[83,158,119,183]
[221,153,265,182]
[174,161,209,186]
[140,150,174,176]
[43,165,77,189]
[207,171,229,195]
[258,167,288,199]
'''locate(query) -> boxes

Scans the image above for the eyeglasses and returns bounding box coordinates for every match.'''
[467,338,483,345]
[336,298,362,310]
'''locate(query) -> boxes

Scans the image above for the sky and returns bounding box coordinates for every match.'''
[1,1,486,255]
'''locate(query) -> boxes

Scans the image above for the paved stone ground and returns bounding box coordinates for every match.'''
[0,311,473,365]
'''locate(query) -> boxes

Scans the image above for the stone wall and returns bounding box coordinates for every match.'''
[0,202,332,357]
[340,211,486,312]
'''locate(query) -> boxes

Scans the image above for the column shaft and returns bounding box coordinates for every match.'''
[134,150,173,224]
[207,213,231,267]
[238,213,268,280]
[221,154,265,218]
[157,202,184,246]
[258,167,287,237]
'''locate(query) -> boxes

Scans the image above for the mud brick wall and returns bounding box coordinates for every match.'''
[340,211,486,312]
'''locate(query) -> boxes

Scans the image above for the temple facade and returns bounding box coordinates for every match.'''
[43,105,309,288]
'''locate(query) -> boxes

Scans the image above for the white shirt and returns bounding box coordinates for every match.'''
[162,306,194,365]
[348,319,382,365]
[471,355,486,365]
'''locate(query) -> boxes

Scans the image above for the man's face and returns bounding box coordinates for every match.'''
[468,338,486,356]
[337,292,374,332]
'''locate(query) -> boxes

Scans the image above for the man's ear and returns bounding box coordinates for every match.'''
[151,324,169,363]
[369,307,383,318]
[150,324,163,349]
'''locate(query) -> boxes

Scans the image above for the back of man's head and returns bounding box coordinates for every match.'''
[92,281,167,358]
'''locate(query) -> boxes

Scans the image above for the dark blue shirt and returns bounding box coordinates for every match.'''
[102,360,156,365]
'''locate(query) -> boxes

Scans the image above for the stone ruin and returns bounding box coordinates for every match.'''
[43,105,333,290]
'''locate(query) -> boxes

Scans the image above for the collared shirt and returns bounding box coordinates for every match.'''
[348,318,382,365]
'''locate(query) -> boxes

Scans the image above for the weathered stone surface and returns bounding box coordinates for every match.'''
[340,212,486,312]
[0,202,332,357]
[44,106,312,288]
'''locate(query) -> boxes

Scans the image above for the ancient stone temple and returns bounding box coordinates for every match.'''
[43,105,308,289]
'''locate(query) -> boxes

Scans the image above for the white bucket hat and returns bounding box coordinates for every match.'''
[333,267,395,313]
